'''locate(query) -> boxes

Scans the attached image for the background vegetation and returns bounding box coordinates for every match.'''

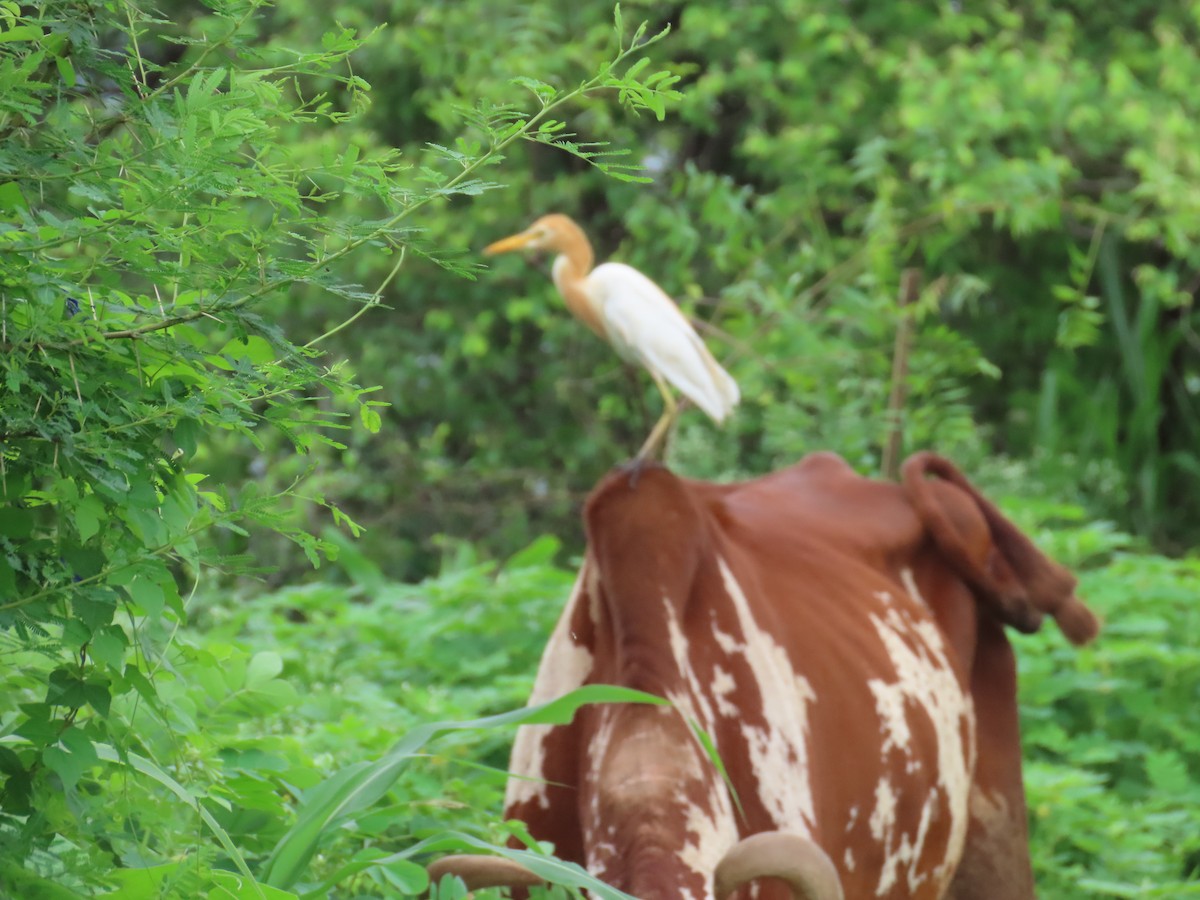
[1,0,1196,896]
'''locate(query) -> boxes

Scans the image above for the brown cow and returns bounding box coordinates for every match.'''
[429,452,1098,900]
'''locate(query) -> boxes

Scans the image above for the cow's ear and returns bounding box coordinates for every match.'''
[901,452,1100,646]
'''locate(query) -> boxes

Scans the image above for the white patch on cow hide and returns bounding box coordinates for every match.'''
[588,839,618,874]
[716,557,818,837]
[868,778,897,842]
[506,567,595,812]
[844,847,856,872]
[582,712,622,875]
[579,595,740,894]
[870,784,943,896]
[864,572,975,898]
[869,677,913,757]
[664,596,720,731]
[873,589,893,605]
[711,666,738,718]
[969,786,1010,832]
[680,780,738,889]
[711,616,744,655]
[583,710,619,827]
[899,567,926,609]
[662,597,740,885]
[869,778,900,895]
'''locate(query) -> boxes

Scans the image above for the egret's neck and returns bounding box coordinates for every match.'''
[551,235,606,339]
[550,253,583,297]
[549,222,594,287]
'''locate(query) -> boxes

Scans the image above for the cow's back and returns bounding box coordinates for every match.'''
[509,458,971,899]
[502,454,1095,900]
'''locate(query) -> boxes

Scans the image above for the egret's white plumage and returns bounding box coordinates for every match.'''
[485,213,739,460]
[586,261,739,422]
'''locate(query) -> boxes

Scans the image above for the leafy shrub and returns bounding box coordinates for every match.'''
[1009,501,1200,896]
[215,0,1200,577]
[0,0,680,893]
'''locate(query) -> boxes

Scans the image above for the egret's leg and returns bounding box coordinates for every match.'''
[634,370,678,462]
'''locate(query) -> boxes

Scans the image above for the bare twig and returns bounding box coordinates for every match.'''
[882,268,922,481]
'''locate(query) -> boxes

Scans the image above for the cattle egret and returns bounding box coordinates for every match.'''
[484,213,739,461]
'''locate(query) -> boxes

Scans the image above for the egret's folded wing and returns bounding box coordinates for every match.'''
[589,262,739,423]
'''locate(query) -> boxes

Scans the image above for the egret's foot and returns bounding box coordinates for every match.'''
[619,454,652,489]
[624,400,674,488]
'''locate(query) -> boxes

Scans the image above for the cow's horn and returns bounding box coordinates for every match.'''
[426,854,544,892]
[714,832,844,900]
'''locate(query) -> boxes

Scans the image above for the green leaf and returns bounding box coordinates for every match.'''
[0,24,41,41]
[74,495,105,543]
[0,181,26,211]
[220,335,276,364]
[359,403,382,433]
[15,704,58,745]
[461,331,488,356]
[376,858,429,893]
[0,505,33,538]
[174,418,203,458]
[0,556,15,598]
[55,54,75,85]
[300,850,427,898]
[72,588,117,631]
[102,864,301,899]
[126,576,165,617]
[63,546,106,579]
[687,716,744,821]
[1145,750,1190,794]
[42,729,99,789]
[0,859,85,899]
[88,626,128,669]
[504,535,561,569]
[245,650,284,687]
[100,863,182,898]
[46,667,89,708]
[209,871,298,899]
[84,676,112,716]
[406,832,637,900]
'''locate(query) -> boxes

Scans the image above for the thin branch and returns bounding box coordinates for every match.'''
[882,269,922,481]
[304,246,407,349]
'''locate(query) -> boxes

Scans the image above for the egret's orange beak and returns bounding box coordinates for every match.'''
[483,230,536,255]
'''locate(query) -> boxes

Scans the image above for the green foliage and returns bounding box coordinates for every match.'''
[2,525,665,895]
[185,0,1199,581]
[1007,500,1200,895]
[0,0,683,893]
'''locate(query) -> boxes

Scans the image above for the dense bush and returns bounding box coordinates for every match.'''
[0,0,676,893]
[205,0,1200,578]
[1011,505,1200,895]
